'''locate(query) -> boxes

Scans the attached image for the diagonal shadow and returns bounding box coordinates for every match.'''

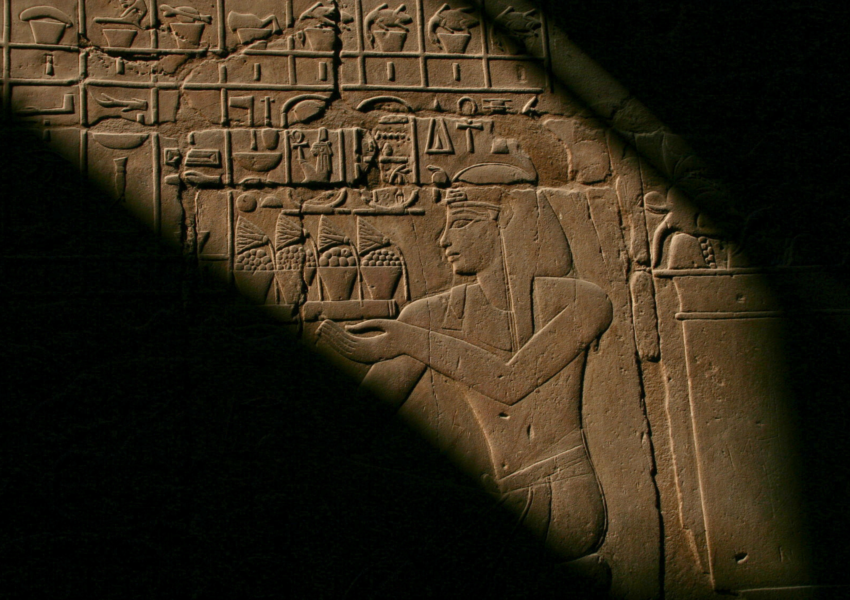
[3,1,850,598]
[0,130,608,599]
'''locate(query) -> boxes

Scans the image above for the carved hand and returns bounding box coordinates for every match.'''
[317,319,426,364]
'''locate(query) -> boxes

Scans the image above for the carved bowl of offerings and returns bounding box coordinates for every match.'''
[360,249,402,300]
[274,245,306,305]
[234,247,274,304]
[318,246,357,301]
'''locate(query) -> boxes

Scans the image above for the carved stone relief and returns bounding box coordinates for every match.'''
[5,1,847,598]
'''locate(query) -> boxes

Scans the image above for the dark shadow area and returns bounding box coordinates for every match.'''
[3,1,850,598]
[0,127,609,599]
[540,0,850,589]
[545,0,850,262]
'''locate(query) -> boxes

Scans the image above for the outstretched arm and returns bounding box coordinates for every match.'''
[318,281,612,405]
[415,282,611,404]
[360,355,427,411]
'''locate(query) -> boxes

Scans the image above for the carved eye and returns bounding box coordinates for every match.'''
[450,219,474,229]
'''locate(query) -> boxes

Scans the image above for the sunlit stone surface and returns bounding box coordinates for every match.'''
[5,1,848,598]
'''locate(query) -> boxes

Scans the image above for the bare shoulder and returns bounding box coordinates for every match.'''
[397,289,453,328]
[533,277,612,332]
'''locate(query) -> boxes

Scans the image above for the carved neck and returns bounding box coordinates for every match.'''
[476,245,510,312]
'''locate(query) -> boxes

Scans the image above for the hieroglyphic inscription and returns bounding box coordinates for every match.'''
[0,0,653,593]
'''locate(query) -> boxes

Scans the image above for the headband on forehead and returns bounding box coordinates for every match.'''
[448,201,501,212]
[443,188,501,212]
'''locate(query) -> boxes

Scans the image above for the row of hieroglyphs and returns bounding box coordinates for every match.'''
[9,0,548,125]
[5,0,561,323]
[13,0,540,55]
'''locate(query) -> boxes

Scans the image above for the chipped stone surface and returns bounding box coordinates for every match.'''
[3,1,849,598]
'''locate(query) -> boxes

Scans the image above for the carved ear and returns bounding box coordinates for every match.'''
[499,203,514,229]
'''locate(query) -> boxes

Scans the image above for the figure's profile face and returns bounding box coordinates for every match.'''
[439,205,501,275]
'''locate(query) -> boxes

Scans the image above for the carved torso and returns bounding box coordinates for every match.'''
[397,278,596,483]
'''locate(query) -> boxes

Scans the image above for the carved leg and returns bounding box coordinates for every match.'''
[546,473,606,561]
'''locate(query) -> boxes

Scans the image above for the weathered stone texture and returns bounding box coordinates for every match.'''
[3,1,848,598]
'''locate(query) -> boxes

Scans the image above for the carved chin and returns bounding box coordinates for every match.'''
[448,259,474,275]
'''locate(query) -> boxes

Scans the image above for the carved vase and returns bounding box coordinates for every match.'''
[319,267,357,301]
[360,266,402,300]
[30,20,68,45]
[275,269,304,305]
[170,22,205,48]
[102,28,137,48]
[374,30,407,52]
[437,32,471,54]
[304,28,336,51]
[233,269,274,304]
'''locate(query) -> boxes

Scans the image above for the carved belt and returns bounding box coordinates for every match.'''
[494,431,594,495]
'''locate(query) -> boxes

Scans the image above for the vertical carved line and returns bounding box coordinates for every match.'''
[149,0,159,28]
[336,129,345,183]
[283,129,291,185]
[285,0,294,29]
[218,64,228,125]
[227,190,234,285]
[79,82,88,126]
[152,133,161,238]
[2,0,11,119]
[79,50,88,126]
[479,0,491,88]
[223,128,233,186]
[150,75,159,124]
[409,118,419,184]
[80,127,88,177]
[78,0,87,36]
[216,0,226,51]
[540,10,552,93]
[354,0,366,85]
[415,0,427,87]
[288,42,297,85]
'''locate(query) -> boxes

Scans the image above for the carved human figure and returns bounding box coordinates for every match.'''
[318,186,612,560]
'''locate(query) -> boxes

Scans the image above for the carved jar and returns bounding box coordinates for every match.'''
[374,30,407,52]
[170,22,205,48]
[30,20,69,45]
[437,32,471,54]
[304,28,336,51]
[102,28,137,48]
